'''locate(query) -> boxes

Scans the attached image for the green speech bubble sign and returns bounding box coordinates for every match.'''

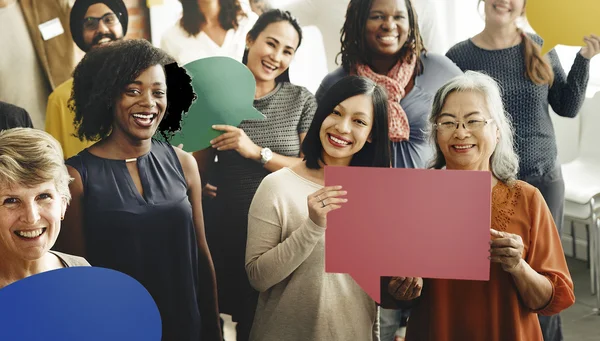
[527,0,600,55]
[157,56,264,152]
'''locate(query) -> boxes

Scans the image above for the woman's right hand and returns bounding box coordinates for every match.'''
[580,34,600,59]
[307,185,347,228]
[202,183,217,198]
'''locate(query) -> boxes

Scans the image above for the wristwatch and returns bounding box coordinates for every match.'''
[260,147,273,165]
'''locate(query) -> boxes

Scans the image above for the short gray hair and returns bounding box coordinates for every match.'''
[428,71,519,184]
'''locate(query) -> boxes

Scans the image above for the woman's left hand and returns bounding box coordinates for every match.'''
[388,276,423,301]
[489,228,525,273]
[580,34,600,59]
[210,125,261,160]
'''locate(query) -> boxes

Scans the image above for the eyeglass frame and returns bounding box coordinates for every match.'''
[82,12,122,31]
[433,118,495,133]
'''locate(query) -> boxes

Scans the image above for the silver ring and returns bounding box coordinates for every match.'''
[317,195,321,201]
[321,200,326,208]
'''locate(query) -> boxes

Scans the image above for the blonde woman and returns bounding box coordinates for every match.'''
[0,128,89,289]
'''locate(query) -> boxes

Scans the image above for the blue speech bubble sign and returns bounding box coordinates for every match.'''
[0,267,161,341]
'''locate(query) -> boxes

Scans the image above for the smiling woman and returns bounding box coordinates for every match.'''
[316,0,463,338]
[68,40,194,143]
[0,128,89,290]
[190,10,317,340]
[55,39,223,341]
[445,5,600,336]
[390,71,575,341]
[244,75,389,340]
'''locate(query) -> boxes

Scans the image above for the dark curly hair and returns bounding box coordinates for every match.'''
[69,39,196,142]
[242,9,303,84]
[337,0,426,76]
[179,0,246,36]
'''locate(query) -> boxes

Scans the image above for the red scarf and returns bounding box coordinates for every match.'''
[354,56,416,141]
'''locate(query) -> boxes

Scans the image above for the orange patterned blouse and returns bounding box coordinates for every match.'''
[405,180,575,341]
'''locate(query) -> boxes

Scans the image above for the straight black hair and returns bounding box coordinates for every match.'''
[242,9,302,84]
[302,75,391,169]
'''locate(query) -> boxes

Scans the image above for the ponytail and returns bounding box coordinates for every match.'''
[520,29,554,85]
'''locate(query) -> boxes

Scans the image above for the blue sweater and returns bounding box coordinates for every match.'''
[446,35,590,178]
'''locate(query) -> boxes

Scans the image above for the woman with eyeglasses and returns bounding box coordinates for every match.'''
[387,71,574,341]
[445,3,599,338]
[161,0,258,65]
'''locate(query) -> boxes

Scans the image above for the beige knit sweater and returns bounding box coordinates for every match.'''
[245,167,379,341]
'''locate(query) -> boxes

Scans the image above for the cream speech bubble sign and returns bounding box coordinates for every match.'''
[527,0,600,55]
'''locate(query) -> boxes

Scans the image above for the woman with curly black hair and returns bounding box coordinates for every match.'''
[57,39,222,341]
[161,0,258,65]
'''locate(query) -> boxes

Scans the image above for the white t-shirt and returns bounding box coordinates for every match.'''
[160,12,258,65]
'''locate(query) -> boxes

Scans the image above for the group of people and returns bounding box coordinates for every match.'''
[1,0,600,341]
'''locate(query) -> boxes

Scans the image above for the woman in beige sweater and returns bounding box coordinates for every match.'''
[245,75,391,340]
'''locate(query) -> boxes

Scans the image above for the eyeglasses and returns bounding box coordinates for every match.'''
[434,119,494,133]
[82,13,121,31]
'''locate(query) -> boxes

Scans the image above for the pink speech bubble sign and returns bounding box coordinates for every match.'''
[324,166,492,304]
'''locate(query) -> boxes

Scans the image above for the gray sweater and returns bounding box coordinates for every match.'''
[446,35,590,178]
[316,53,463,169]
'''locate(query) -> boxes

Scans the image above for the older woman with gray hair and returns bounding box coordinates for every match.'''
[0,128,89,289]
[386,71,574,341]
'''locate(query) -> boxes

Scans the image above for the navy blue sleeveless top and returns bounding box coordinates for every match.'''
[66,139,202,341]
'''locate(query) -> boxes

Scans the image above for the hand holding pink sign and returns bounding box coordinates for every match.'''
[308,185,347,227]
[324,166,492,304]
[388,276,423,301]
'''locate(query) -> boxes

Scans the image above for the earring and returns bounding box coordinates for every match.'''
[60,216,64,221]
